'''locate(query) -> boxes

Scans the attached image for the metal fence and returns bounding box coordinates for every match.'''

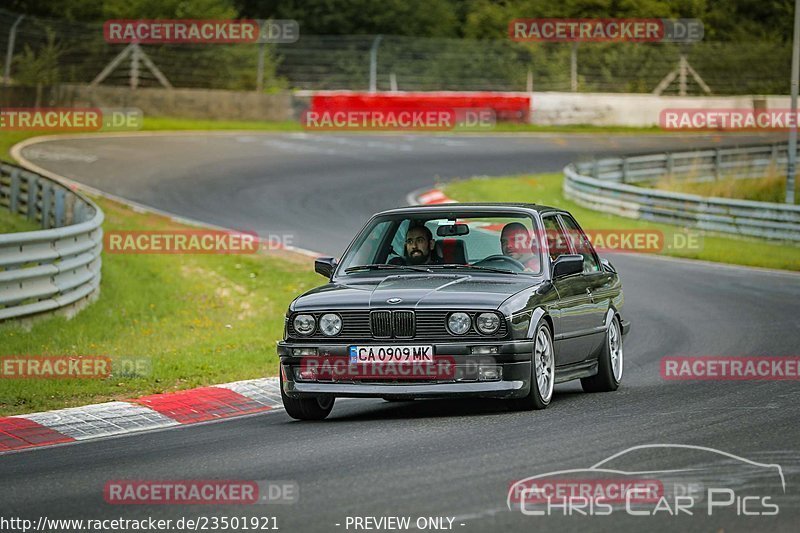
[0,161,103,320]
[563,143,800,243]
[0,8,791,94]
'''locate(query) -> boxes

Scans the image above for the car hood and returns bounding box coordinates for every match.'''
[291,273,542,311]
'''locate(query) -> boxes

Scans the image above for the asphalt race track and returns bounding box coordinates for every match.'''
[2,132,800,532]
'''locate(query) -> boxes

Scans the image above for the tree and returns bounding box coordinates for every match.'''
[13,27,63,105]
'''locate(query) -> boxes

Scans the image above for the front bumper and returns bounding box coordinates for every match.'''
[278,340,533,400]
[286,378,526,399]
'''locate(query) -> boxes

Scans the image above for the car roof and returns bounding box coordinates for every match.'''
[377,202,563,217]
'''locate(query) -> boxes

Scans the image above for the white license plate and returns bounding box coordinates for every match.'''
[349,345,434,364]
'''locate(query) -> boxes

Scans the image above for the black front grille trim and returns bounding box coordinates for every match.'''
[370,310,393,338]
[287,310,506,340]
[393,310,415,339]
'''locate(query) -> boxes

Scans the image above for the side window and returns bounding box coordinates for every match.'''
[558,214,601,273]
[350,220,392,266]
[389,219,411,261]
[542,216,570,262]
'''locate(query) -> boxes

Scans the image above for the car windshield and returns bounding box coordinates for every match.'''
[338,212,543,275]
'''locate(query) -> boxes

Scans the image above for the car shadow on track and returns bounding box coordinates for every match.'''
[307,386,590,422]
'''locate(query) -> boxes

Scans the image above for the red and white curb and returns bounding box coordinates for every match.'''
[0,377,282,454]
[412,188,457,205]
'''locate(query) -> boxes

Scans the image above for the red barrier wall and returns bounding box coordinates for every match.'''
[310,92,531,122]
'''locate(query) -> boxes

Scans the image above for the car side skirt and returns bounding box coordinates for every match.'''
[555,359,599,383]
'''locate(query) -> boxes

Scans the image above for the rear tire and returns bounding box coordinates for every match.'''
[280,371,334,420]
[508,320,554,411]
[581,315,623,393]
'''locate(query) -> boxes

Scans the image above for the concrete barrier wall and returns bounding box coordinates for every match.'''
[57,85,293,121]
[2,85,293,122]
[531,92,790,127]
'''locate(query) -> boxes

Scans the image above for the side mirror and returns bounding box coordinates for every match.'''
[314,257,337,279]
[600,258,616,273]
[552,254,584,279]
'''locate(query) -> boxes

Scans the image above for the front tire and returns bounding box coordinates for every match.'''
[509,320,554,411]
[581,315,623,393]
[280,371,334,420]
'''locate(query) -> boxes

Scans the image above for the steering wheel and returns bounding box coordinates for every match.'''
[473,254,526,271]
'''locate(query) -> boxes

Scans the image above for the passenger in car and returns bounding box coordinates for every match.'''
[500,222,541,272]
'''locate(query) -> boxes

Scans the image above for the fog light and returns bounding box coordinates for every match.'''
[470,346,499,355]
[292,347,318,356]
[294,367,317,381]
[478,365,502,381]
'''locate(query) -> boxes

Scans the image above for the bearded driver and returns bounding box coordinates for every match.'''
[404,224,436,265]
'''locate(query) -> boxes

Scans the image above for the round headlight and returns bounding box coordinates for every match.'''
[293,314,316,335]
[476,312,501,334]
[447,312,471,335]
[319,313,342,336]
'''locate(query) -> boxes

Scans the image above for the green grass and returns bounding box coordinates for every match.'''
[0,196,321,416]
[142,117,667,134]
[138,116,666,134]
[0,130,35,163]
[645,173,799,205]
[140,116,303,132]
[443,174,800,271]
[0,208,38,233]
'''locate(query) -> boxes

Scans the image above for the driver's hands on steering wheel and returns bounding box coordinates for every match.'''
[472,254,527,271]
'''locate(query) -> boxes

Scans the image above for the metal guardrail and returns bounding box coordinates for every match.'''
[563,143,800,243]
[0,161,103,321]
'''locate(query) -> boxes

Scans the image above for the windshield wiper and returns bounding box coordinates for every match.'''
[427,264,518,275]
[344,264,432,273]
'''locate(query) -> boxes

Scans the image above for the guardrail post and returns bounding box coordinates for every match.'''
[41,181,52,229]
[26,174,38,222]
[65,192,76,225]
[369,35,383,93]
[9,168,20,214]
[54,188,66,227]
[592,159,599,180]
[73,200,85,223]
[621,157,629,183]
[714,148,722,180]
[666,152,674,176]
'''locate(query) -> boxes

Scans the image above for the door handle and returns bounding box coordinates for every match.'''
[586,287,594,303]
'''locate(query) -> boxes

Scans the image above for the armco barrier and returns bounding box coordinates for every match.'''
[563,143,800,242]
[0,161,103,321]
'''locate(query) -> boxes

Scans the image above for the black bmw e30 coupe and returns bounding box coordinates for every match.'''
[278,203,630,420]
